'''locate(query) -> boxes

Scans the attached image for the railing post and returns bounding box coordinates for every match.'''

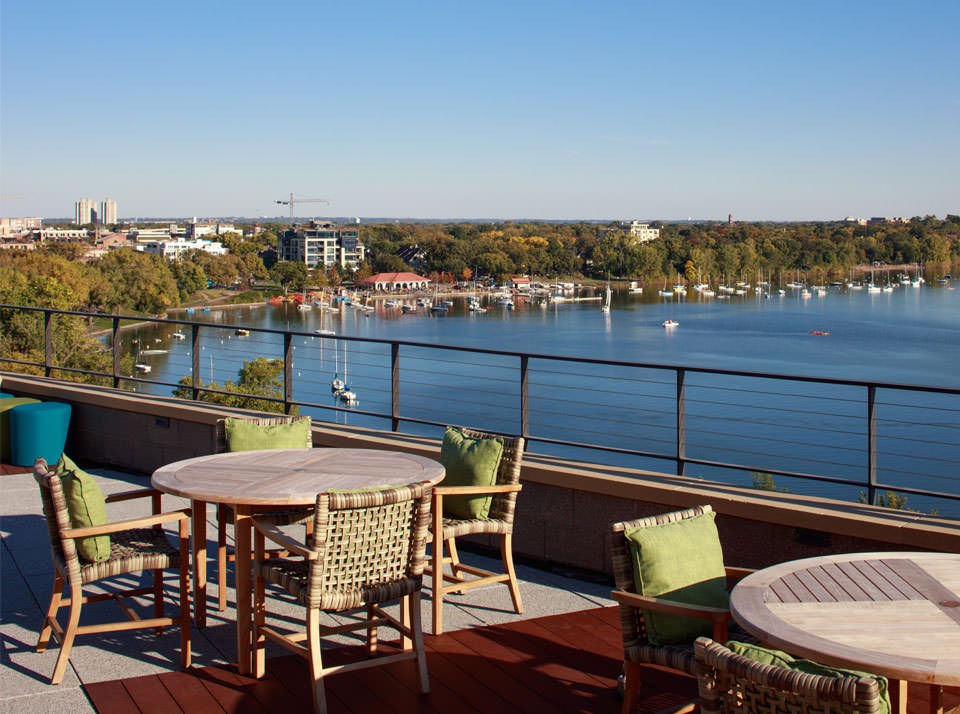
[520,354,530,442]
[867,385,877,505]
[44,310,54,377]
[191,325,201,400]
[283,332,294,414]
[391,342,400,432]
[676,367,686,476]
[112,316,122,388]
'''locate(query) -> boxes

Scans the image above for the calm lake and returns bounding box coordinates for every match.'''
[126,281,960,517]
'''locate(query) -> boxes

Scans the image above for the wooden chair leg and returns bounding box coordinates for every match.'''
[409,592,430,694]
[446,537,462,578]
[153,569,165,634]
[37,572,64,652]
[50,583,83,685]
[252,532,266,679]
[306,608,328,714]
[431,508,445,635]
[501,534,524,614]
[621,661,642,714]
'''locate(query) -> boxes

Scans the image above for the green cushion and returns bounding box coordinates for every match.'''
[224,417,311,452]
[727,641,891,714]
[56,454,111,563]
[438,426,504,519]
[625,511,728,645]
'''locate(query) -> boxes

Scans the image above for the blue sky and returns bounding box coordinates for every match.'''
[2,1,957,222]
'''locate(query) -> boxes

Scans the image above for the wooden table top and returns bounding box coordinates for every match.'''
[151,448,446,505]
[730,551,960,685]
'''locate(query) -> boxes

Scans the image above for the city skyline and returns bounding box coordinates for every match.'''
[1,1,957,222]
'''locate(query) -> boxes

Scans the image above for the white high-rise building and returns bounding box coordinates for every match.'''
[100,198,117,224]
[75,197,96,225]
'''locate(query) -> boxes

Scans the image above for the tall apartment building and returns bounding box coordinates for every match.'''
[75,197,118,225]
[100,198,117,225]
[75,198,97,225]
[279,221,365,270]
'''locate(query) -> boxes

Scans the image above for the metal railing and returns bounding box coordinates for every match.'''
[3,304,959,516]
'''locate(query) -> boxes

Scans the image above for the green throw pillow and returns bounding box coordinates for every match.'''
[625,511,728,645]
[727,641,891,714]
[224,417,311,452]
[439,426,504,519]
[56,454,111,563]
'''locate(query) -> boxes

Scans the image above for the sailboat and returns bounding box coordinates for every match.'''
[338,343,358,404]
[601,284,612,313]
[330,344,345,393]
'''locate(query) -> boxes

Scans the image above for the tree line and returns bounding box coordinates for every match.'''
[2,216,958,385]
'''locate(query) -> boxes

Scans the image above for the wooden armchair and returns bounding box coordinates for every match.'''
[252,483,433,714]
[427,426,525,635]
[33,457,191,685]
[694,637,884,714]
[610,505,754,714]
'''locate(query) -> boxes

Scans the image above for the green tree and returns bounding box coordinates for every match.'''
[269,261,309,293]
[173,357,294,414]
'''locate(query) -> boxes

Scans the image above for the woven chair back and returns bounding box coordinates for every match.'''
[305,482,433,610]
[695,637,883,714]
[609,504,714,648]
[452,426,524,525]
[32,458,82,583]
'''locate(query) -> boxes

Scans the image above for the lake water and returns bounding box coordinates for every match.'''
[127,281,960,517]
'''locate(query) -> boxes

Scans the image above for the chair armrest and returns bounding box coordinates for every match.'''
[64,508,191,539]
[611,589,732,618]
[251,516,316,560]
[105,488,162,503]
[611,588,733,642]
[434,484,522,496]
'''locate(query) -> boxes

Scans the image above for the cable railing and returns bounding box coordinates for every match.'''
[3,304,959,517]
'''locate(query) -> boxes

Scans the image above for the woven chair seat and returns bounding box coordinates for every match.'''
[71,528,182,584]
[439,515,513,538]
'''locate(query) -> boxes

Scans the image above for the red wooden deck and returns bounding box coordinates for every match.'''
[82,606,958,714]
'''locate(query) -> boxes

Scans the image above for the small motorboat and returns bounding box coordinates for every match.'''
[662,319,679,328]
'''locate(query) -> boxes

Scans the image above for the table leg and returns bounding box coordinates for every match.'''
[191,499,207,630]
[891,680,907,714]
[233,505,253,675]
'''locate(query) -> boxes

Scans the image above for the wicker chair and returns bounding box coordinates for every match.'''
[32,457,191,685]
[427,427,525,635]
[252,482,433,714]
[610,505,754,714]
[213,415,313,611]
[694,637,883,714]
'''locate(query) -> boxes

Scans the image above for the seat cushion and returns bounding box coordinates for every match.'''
[726,641,891,714]
[57,454,111,563]
[625,510,728,645]
[439,426,504,519]
[224,416,311,452]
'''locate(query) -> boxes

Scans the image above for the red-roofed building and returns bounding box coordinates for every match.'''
[506,276,532,291]
[361,272,430,292]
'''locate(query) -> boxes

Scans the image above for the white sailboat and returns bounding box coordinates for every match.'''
[330,344,345,393]
[338,343,358,404]
[601,284,612,313]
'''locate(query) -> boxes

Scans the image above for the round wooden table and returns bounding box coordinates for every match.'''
[730,551,960,713]
[152,448,445,674]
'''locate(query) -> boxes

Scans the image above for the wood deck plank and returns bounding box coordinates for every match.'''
[81,606,960,714]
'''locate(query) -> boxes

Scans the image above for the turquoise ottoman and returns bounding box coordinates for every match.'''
[9,402,72,467]
[0,397,41,463]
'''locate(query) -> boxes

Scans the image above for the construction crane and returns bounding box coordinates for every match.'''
[275,193,330,222]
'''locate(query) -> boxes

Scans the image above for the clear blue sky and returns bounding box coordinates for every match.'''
[2,1,957,222]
